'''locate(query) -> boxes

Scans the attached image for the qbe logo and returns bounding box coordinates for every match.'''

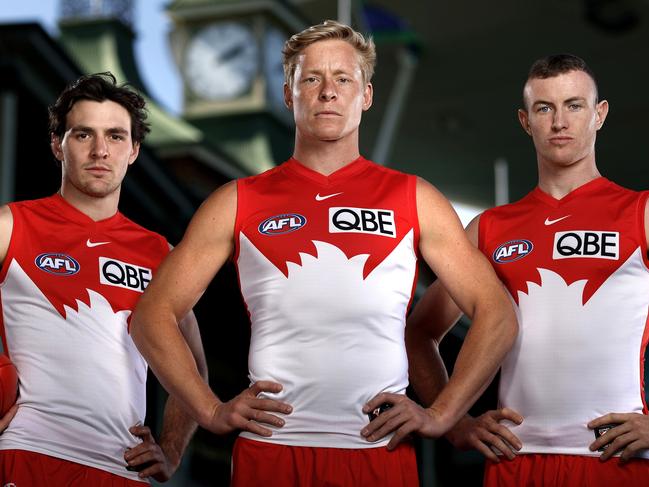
[552,231,619,260]
[329,207,396,238]
[35,253,80,275]
[493,239,533,263]
[258,214,307,235]
[99,257,152,293]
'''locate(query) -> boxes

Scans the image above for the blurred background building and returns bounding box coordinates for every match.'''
[1,0,648,485]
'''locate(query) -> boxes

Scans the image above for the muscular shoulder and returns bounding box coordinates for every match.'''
[199,180,237,214]
[415,177,453,211]
[183,180,237,250]
[415,177,464,242]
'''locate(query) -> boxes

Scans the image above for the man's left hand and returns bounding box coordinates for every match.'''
[361,392,445,450]
[588,412,649,462]
[125,424,178,482]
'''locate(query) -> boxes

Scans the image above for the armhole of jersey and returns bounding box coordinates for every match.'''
[0,203,19,284]
[637,191,649,270]
[232,179,245,264]
[408,174,421,259]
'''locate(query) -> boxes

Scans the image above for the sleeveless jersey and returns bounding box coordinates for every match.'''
[479,178,649,457]
[234,157,420,448]
[0,194,168,481]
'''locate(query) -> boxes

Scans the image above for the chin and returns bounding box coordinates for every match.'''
[82,183,118,199]
[309,130,344,142]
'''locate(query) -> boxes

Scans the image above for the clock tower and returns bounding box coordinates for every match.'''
[167,0,306,174]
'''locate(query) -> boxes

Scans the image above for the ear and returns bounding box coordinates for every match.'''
[284,83,292,110]
[595,99,609,130]
[362,83,373,111]
[128,142,140,166]
[518,108,532,136]
[50,134,63,161]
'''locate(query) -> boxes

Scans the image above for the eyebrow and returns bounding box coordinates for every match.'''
[532,96,587,107]
[302,68,354,77]
[69,125,130,135]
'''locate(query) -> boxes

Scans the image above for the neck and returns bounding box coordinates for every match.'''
[292,133,361,175]
[537,156,601,199]
[59,185,120,222]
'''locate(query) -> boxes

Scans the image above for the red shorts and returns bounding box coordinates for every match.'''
[231,437,419,487]
[0,449,146,486]
[484,453,649,487]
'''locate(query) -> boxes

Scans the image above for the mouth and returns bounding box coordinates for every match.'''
[315,111,341,117]
[548,136,573,146]
[85,166,111,175]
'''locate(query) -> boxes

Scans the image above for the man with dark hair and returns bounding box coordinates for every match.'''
[130,20,517,487]
[0,72,207,485]
[408,53,649,486]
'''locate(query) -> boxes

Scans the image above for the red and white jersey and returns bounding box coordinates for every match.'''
[479,178,649,457]
[0,195,168,481]
[234,157,420,448]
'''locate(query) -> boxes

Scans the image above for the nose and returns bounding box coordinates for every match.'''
[91,137,109,158]
[551,108,567,131]
[319,78,337,102]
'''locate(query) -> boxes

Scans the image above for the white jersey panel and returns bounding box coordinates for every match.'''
[238,230,416,447]
[501,249,649,456]
[0,260,148,479]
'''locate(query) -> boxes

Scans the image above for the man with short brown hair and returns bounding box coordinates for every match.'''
[408,54,649,487]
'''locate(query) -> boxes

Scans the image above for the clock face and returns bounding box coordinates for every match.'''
[263,26,288,111]
[184,22,259,101]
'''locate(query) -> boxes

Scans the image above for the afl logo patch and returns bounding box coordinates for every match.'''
[35,253,80,275]
[258,214,307,235]
[493,239,533,263]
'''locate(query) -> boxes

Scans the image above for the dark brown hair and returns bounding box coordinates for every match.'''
[48,72,150,143]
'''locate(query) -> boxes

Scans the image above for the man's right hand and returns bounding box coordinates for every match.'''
[211,381,293,437]
[445,408,523,462]
[0,404,17,433]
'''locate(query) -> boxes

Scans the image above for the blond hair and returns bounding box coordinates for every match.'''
[283,20,376,90]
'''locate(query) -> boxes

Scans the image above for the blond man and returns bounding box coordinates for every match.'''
[130,21,516,486]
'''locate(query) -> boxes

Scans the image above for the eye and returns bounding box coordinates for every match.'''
[537,106,551,113]
[76,132,90,140]
[568,103,582,111]
[302,76,318,84]
[337,77,351,83]
[110,134,126,141]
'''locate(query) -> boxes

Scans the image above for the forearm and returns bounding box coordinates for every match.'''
[428,303,517,432]
[157,394,199,470]
[406,280,462,407]
[406,332,448,407]
[131,303,219,428]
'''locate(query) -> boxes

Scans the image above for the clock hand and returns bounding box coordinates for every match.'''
[219,44,246,64]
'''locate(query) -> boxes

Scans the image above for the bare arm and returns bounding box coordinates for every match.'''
[130,181,291,436]
[362,179,517,447]
[405,199,522,461]
[157,311,208,466]
[125,311,208,481]
[404,217,478,409]
[409,178,517,430]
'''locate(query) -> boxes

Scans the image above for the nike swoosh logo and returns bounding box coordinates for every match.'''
[544,215,571,226]
[315,192,343,201]
[86,239,110,247]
